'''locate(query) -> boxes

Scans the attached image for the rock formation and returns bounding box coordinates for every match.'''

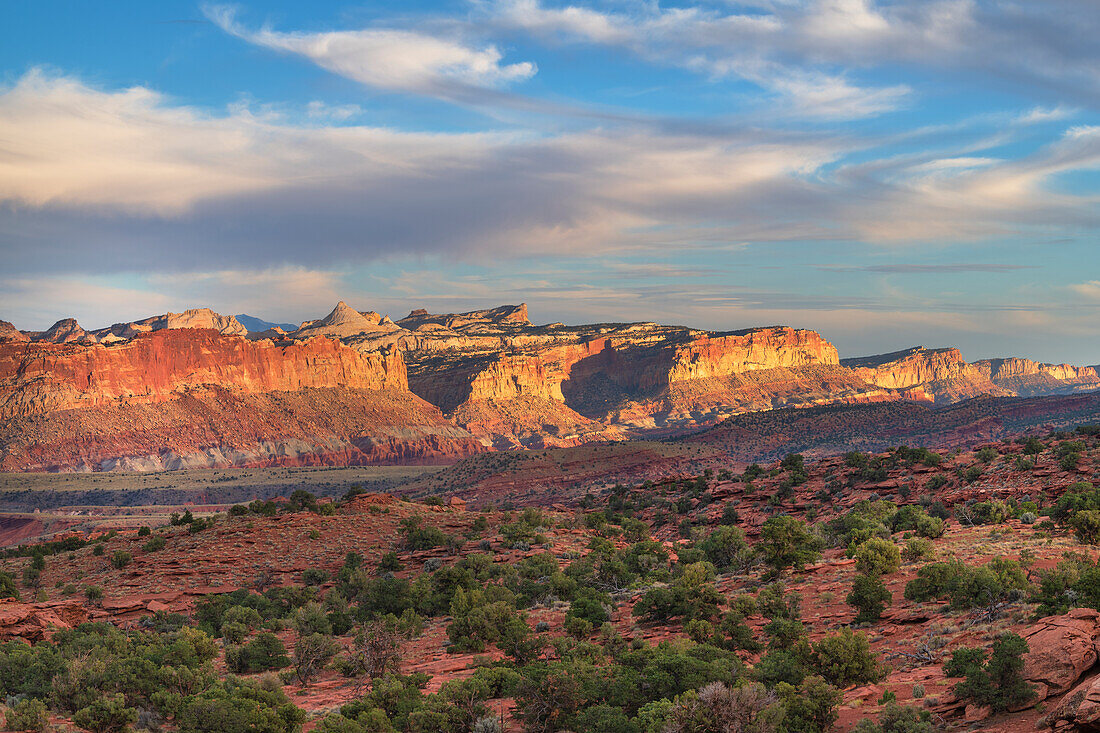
[2,301,1098,469]
[0,321,28,343]
[0,328,482,471]
[976,357,1100,397]
[843,346,1006,403]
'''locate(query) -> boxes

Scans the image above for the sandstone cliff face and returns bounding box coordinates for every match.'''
[39,318,90,344]
[665,327,840,383]
[975,358,1100,397]
[7,301,1099,470]
[843,346,1006,403]
[0,329,407,421]
[0,321,28,343]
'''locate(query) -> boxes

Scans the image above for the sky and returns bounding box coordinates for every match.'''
[2,0,1100,363]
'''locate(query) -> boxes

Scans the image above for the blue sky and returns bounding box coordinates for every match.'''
[2,0,1100,363]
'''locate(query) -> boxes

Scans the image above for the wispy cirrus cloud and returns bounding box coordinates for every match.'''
[817,263,1034,274]
[204,4,536,101]
[485,0,1100,118]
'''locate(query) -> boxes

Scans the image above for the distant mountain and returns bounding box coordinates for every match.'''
[234,314,299,333]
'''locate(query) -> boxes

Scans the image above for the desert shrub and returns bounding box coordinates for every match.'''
[912,513,943,538]
[566,588,611,629]
[176,677,305,733]
[758,516,822,575]
[890,505,928,533]
[853,701,934,733]
[142,536,166,552]
[1020,512,1038,524]
[946,633,1035,712]
[4,697,48,732]
[633,570,722,626]
[0,572,19,601]
[73,694,136,733]
[1052,482,1100,523]
[976,446,999,463]
[971,500,1010,525]
[901,538,934,562]
[925,475,948,491]
[1073,510,1100,544]
[812,629,884,687]
[848,573,891,623]
[302,568,328,585]
[695,525,750,571]
[904,558,1027,610]
[774,675,841,733]
[225,632,290,673]
[110,550,132,570]
[719,504,741,526]
[294,633,339,684]
[447,588,534,660]
[661,681,783,733]
[399,516,448,551]
[854,538,901,577]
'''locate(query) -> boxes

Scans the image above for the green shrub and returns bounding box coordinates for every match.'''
[812,629,884,686]
[73,694,136,733]
[847,573,891,623]
[225,632,290,673]
[946,633,1035,712]
[142,536,166,552]
[695,525,750,570]
[901,538,934,562]
[915,515,945,538]
[294,633,339,684]
[399,516,448,550]
[775,675,841,733]
[759,517,822,575]
[854,538,901,577]
[853,701,934,733]
[110,550,132,570]
[4,697,48,732]
[176,678,305,733]
[1073,510,1100,544]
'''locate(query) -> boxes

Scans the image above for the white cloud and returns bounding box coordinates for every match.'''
[1017,106,1075,125]
[205,4,535,98]
[306,100,362,122]
[3,69,1100,280]
[1073,281,1100,300]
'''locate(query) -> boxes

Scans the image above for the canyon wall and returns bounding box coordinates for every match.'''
[843,347,1005,403]
[4,302,1099,470]
[0,329,407,420]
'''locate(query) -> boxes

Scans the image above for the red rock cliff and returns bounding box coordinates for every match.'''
[0,329,407,420]
[665,327,840,385]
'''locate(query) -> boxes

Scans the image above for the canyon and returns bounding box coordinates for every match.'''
[1,302,1097,471]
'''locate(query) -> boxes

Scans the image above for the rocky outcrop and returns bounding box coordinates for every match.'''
[976,357,1100,397]
[0,598,88,641]
[39,318,89,344]
[666,328,839,383]
[843,346,1006,403]
[91,308,248,342]
[0,329,407,420]
[398,304,530,330]
[0,321,28,343]
[295,301,401,340]
[0,327,488,471]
